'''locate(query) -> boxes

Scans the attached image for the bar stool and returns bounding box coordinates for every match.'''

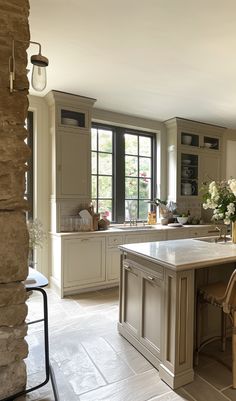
[196,269,236,388]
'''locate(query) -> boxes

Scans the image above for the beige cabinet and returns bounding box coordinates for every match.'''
[64,236,106,288]
[46,91,96,232]
[120,255,164,366]
[124,231,166,244]
[46,90,96,200]
[51,234,106,296]
[57,130,91,198]
[165,118,225,204]
[122,261,140,338]
[140,270,163,359]
[106,234,124,282]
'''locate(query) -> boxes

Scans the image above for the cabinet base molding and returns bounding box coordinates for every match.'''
[117,323,161,370]
[159,363,194,389]
[50,275,119,298]
[118,323,194,389]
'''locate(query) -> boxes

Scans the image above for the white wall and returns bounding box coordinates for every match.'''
[28,95,50,278]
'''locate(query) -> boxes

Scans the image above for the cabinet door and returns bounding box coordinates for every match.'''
[122,261,140,338]
[57,131,91,198]
[140,271,163,358]
[200,152,221,184]
[106,248,120,282]
[63,236,105,288]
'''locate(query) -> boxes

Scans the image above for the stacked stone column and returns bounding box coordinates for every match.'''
[0,0,31,398]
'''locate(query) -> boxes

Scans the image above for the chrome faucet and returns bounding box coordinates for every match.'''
[214,225,227,243]
[129,219,137,226]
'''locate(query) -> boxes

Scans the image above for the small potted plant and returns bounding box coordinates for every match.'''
[27,218,46,266]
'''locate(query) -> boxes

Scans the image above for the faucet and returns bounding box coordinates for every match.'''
[214,225,227,243]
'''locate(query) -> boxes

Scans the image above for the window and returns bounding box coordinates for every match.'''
[91,124,156,222]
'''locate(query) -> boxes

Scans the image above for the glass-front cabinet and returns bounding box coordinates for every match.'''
[180,153,198,196]
[165,118,226,203]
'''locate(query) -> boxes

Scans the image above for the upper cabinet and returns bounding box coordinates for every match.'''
[46,91,96,200]
[165,118,226,203]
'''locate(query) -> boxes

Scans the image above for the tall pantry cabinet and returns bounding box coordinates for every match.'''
[45,91,96,232]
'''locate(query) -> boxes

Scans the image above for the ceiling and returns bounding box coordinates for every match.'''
[29,0,236,128]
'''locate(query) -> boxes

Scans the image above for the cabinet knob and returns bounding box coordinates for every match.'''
[147,275,155,281]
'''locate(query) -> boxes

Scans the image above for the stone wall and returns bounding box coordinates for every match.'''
[0,0,30,398]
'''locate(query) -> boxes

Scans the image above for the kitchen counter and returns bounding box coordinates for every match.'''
[118,237,235,390]
[119,237,236,271]
[52,223,214,236]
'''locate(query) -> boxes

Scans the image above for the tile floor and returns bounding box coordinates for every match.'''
[16,287,235,401]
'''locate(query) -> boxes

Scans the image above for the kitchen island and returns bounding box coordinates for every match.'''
[118,238,236,389]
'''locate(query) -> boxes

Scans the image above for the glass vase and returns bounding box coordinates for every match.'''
[232,221,236,244]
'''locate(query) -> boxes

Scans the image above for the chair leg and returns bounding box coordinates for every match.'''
[221,310,227,352]
[232,311,236,389]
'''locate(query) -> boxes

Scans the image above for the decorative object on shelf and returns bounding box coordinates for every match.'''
[204,142,212,148]
[182,159,191,165]
[9,39,49,93]
[61,117,78,126]
[147,211,156,225]
[202,179,236,243]
[182,182,195,195]
[27,218,46,265]
[182,166,193,178]
[182,135,192,145]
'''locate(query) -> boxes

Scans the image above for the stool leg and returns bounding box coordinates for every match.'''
[221,310,227,352]
[233,311,236,389]
[195,293,201,365]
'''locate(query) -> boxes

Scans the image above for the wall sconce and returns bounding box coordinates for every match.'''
[9,40,49,93]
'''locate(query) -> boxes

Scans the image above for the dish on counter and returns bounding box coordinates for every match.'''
[167,223,183,227]
[177,216,188,224]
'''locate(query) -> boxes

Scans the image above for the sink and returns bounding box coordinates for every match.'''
[194,236,232,244]
[111,225,155,231]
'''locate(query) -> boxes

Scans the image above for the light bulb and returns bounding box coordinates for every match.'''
[31,65,47,91]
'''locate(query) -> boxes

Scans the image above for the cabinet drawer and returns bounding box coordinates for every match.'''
[107,235,124,247]
[188,227,213,238]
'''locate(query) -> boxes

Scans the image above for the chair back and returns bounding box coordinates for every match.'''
[222,269,236,313]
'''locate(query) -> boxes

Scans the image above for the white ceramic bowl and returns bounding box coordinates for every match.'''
[204,142,212,148]
[182,159,191,165]
[177,216,188,225]
[182,135,192,145]
[62,117,78,126]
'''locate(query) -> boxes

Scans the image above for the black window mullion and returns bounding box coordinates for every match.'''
[115,127,125,223]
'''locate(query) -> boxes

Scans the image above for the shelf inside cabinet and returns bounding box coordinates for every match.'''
[61,109,86,128]
[203,136,219,150]
[181,153,198,196]
[181,132,199,147]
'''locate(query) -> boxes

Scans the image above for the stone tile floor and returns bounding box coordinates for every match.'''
[16,287,235,401]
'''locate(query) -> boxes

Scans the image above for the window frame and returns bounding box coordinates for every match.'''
[91,122,156,223]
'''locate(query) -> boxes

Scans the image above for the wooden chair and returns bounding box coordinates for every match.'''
[196,269,236,388]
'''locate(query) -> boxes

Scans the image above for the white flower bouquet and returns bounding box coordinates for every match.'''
[202,179,236,224]
[27,218,46,249]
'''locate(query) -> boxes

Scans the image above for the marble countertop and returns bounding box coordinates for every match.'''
[52,224,214,236]
[119,238,236,271]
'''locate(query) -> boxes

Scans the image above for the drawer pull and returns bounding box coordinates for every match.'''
[147,275,155,281]
[123,263,138,276]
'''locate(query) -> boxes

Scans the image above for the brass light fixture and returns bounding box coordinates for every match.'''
[9,40,49,93]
